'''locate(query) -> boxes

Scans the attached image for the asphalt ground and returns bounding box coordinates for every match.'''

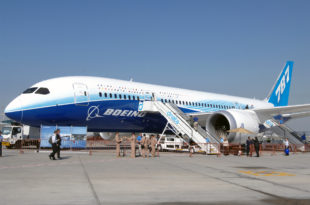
[0,149,309,205]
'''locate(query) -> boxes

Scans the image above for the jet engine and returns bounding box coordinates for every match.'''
[206,110,261,143]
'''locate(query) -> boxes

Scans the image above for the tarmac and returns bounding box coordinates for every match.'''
[0,149,310,205]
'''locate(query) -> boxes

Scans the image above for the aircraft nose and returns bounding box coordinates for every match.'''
[4,97,23,122]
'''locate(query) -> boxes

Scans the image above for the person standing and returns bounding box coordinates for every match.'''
[55,129,62,159]
[193,118,199,131]
[144,136,150,158]
[150,135,157,157]
[137,134,142,156]
[141,135,150,158]
[49,130,59,160]
[115,132,122,158]
[284,138,290,156]
[223,137,229,156]
[130,133,136,158]
[246,137,252,157]
[0,131,3,157]
[253,137,260,157]
[140,134,146,158]
[189,116,194,127]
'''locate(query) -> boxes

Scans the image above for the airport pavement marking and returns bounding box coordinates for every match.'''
[239,170,296,177]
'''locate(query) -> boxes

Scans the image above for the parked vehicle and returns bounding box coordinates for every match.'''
[1,125,40,148]
[157,135,203,153]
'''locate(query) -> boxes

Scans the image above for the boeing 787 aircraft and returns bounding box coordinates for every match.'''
[4,61,310,143]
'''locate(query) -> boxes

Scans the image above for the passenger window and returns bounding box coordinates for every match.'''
[137,96,140,101]
[23,87,38,94]
[35,87,50,95]
[104,93,107,98]
[119,94,122,99]
[133,96,136,100]
[114,94,117,99]
[124,95,127,100]
[128,95,131,100]
[99,92,102,97]
[109,93,112,98]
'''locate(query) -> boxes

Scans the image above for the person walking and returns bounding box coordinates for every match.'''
[49,130,60,160]
[55,129,62,159]
[130,133,136,158]
[0,131,3,157]
[284,138,290,156]
[253,137,260,157]
[150,135,157,157]
[246,137,252,157]
[115,132,122,157]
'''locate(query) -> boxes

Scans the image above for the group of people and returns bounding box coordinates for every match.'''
[245,137,291,157]
[115,133,158,158]
[245,136,261,157]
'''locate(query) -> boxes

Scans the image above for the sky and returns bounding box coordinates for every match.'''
[0,0,310,130]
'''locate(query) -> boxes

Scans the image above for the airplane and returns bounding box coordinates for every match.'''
[4,61,310,142]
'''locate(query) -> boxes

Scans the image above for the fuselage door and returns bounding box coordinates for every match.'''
[73,83,89,106]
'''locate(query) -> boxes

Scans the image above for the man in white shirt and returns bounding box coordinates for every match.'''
[284,138,290,156]
[49,130,59,160]
[284,138,289,148]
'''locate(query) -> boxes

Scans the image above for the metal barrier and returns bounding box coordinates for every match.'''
[7,138,310,157]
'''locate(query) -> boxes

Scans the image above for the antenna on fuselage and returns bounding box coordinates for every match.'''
[129,78,133,82]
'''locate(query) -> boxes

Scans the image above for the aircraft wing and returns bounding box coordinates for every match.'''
[254,104,310,123]
[189,104,310,125]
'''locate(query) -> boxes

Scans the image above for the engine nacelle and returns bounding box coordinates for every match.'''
[206,110,261,143]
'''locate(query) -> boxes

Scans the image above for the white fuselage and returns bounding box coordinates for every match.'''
[4,76,274,133]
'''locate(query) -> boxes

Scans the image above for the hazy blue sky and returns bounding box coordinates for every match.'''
[1,0,310,130]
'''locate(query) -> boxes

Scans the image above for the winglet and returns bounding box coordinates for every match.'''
[267,61,294,107]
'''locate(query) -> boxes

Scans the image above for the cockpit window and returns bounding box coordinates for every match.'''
[23,87,38,94]
[35,87,50,95]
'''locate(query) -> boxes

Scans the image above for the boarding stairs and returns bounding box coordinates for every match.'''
[269,119,305,151]
[167,103,222,143]
[138,101,220,154]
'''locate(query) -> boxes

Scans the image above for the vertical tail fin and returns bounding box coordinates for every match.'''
[267,61,294,107]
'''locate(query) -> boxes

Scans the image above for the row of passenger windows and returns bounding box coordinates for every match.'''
[99,92,140,101]
[160,99,235,109]
[98,92,235,109]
